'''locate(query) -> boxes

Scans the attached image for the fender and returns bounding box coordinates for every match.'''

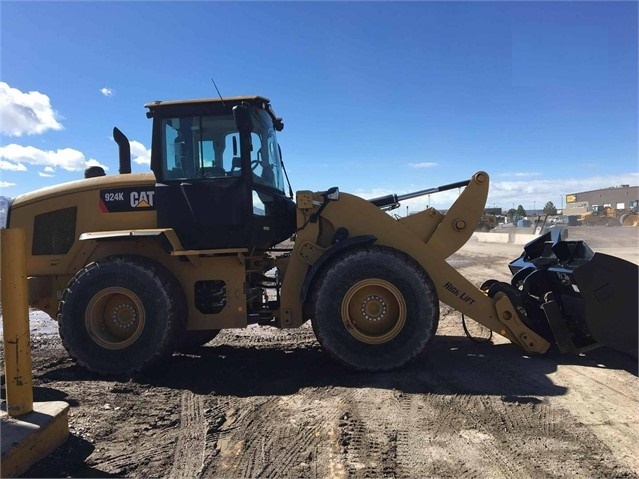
[300,234,376,301]
[79,228,183,253]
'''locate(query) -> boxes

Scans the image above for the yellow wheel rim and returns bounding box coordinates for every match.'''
[85,287,145,350]
[341,279,407,344]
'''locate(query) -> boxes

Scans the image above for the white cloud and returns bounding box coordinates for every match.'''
[0,82,63,136]
[0,159,27,171]
[0,181,16,188]
[357,172,639,215]
[38,171,55,177]
[352,187,394,200]
[489,174,639,208]
[0,144,108,172]
[100,87,114,97]
[408,162,438,168]
[498,171,542,178]
[130,140,151,165]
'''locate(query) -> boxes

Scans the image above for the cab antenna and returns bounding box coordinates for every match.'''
[211,78,226,108]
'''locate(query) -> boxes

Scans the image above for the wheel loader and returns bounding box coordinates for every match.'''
[620,200,639,227]
[475,214,497,232]
[581,205,621,227]
[2,96,637,375]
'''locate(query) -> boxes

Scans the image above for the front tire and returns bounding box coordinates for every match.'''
[57,256,185,375]
[311,246,439,371]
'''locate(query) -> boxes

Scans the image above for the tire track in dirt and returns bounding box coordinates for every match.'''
[71,386,184,477]
[418,349,637,478]
[334,389,508,478]
[169,391,207,478]
[194,326,637,479]
[200,389,346,478]
[548,361,639,473]
[336,388,407,477]
[329,366,635,479]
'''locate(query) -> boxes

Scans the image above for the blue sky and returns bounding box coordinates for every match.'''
[1,1,637,213]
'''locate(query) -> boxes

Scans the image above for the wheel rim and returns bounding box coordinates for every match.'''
[341,279,407,344]
[85,287,145,350]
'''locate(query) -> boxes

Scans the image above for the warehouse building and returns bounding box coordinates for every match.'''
[564,185,639,215]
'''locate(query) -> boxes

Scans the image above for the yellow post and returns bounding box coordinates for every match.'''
[1,227,34,416]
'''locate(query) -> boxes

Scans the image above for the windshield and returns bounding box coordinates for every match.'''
[159,108,286,194]
[251,109,286,192]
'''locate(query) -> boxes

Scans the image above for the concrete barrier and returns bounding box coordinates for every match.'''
[471,230,541,245]
[1,402,70,478]
[473,232,510,243]
[511,233,539,245]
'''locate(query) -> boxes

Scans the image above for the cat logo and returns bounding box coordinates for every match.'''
[130,191,155,208]
[99,187,156,213]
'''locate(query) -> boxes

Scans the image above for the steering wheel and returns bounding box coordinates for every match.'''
[199,166,225,178]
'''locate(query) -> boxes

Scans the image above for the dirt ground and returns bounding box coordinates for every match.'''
[2,226,638,478]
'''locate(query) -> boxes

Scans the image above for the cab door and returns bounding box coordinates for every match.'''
[153,115,252,250]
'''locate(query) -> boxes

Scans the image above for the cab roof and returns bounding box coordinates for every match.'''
[144,95,270,110]
[143,96,281,129]
[144,95,270,111]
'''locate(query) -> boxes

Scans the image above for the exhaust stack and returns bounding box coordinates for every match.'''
[113,127,132,174]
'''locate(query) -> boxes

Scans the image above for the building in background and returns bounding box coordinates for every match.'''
[564,185,639,216]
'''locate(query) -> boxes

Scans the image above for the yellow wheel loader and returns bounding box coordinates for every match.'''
[619,200,639,227]
[3,96,637,376]
[475,214,497,232]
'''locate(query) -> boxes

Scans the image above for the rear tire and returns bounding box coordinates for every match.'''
[311,246,439,371]
[57,256,185,375]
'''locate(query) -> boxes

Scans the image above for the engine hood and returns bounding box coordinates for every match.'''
[12,173,156,209]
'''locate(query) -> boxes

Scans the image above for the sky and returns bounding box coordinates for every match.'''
[0,1,637,213]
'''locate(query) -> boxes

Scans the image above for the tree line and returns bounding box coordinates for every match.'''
[506,201,557,221]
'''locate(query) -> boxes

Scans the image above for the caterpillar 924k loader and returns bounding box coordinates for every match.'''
[3,96,637,375]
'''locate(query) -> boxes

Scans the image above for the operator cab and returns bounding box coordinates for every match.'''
[146,96,296,250]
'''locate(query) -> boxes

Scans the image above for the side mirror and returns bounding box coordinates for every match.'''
[233,103,254,133]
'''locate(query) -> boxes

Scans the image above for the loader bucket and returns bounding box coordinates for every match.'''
[572,253,638,356]
[507,230,638,357]
[621,214,639,227]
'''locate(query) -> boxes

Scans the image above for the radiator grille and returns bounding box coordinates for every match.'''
[32,207,77,255]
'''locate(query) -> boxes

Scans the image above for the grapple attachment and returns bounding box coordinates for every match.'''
[498,229,638,356]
